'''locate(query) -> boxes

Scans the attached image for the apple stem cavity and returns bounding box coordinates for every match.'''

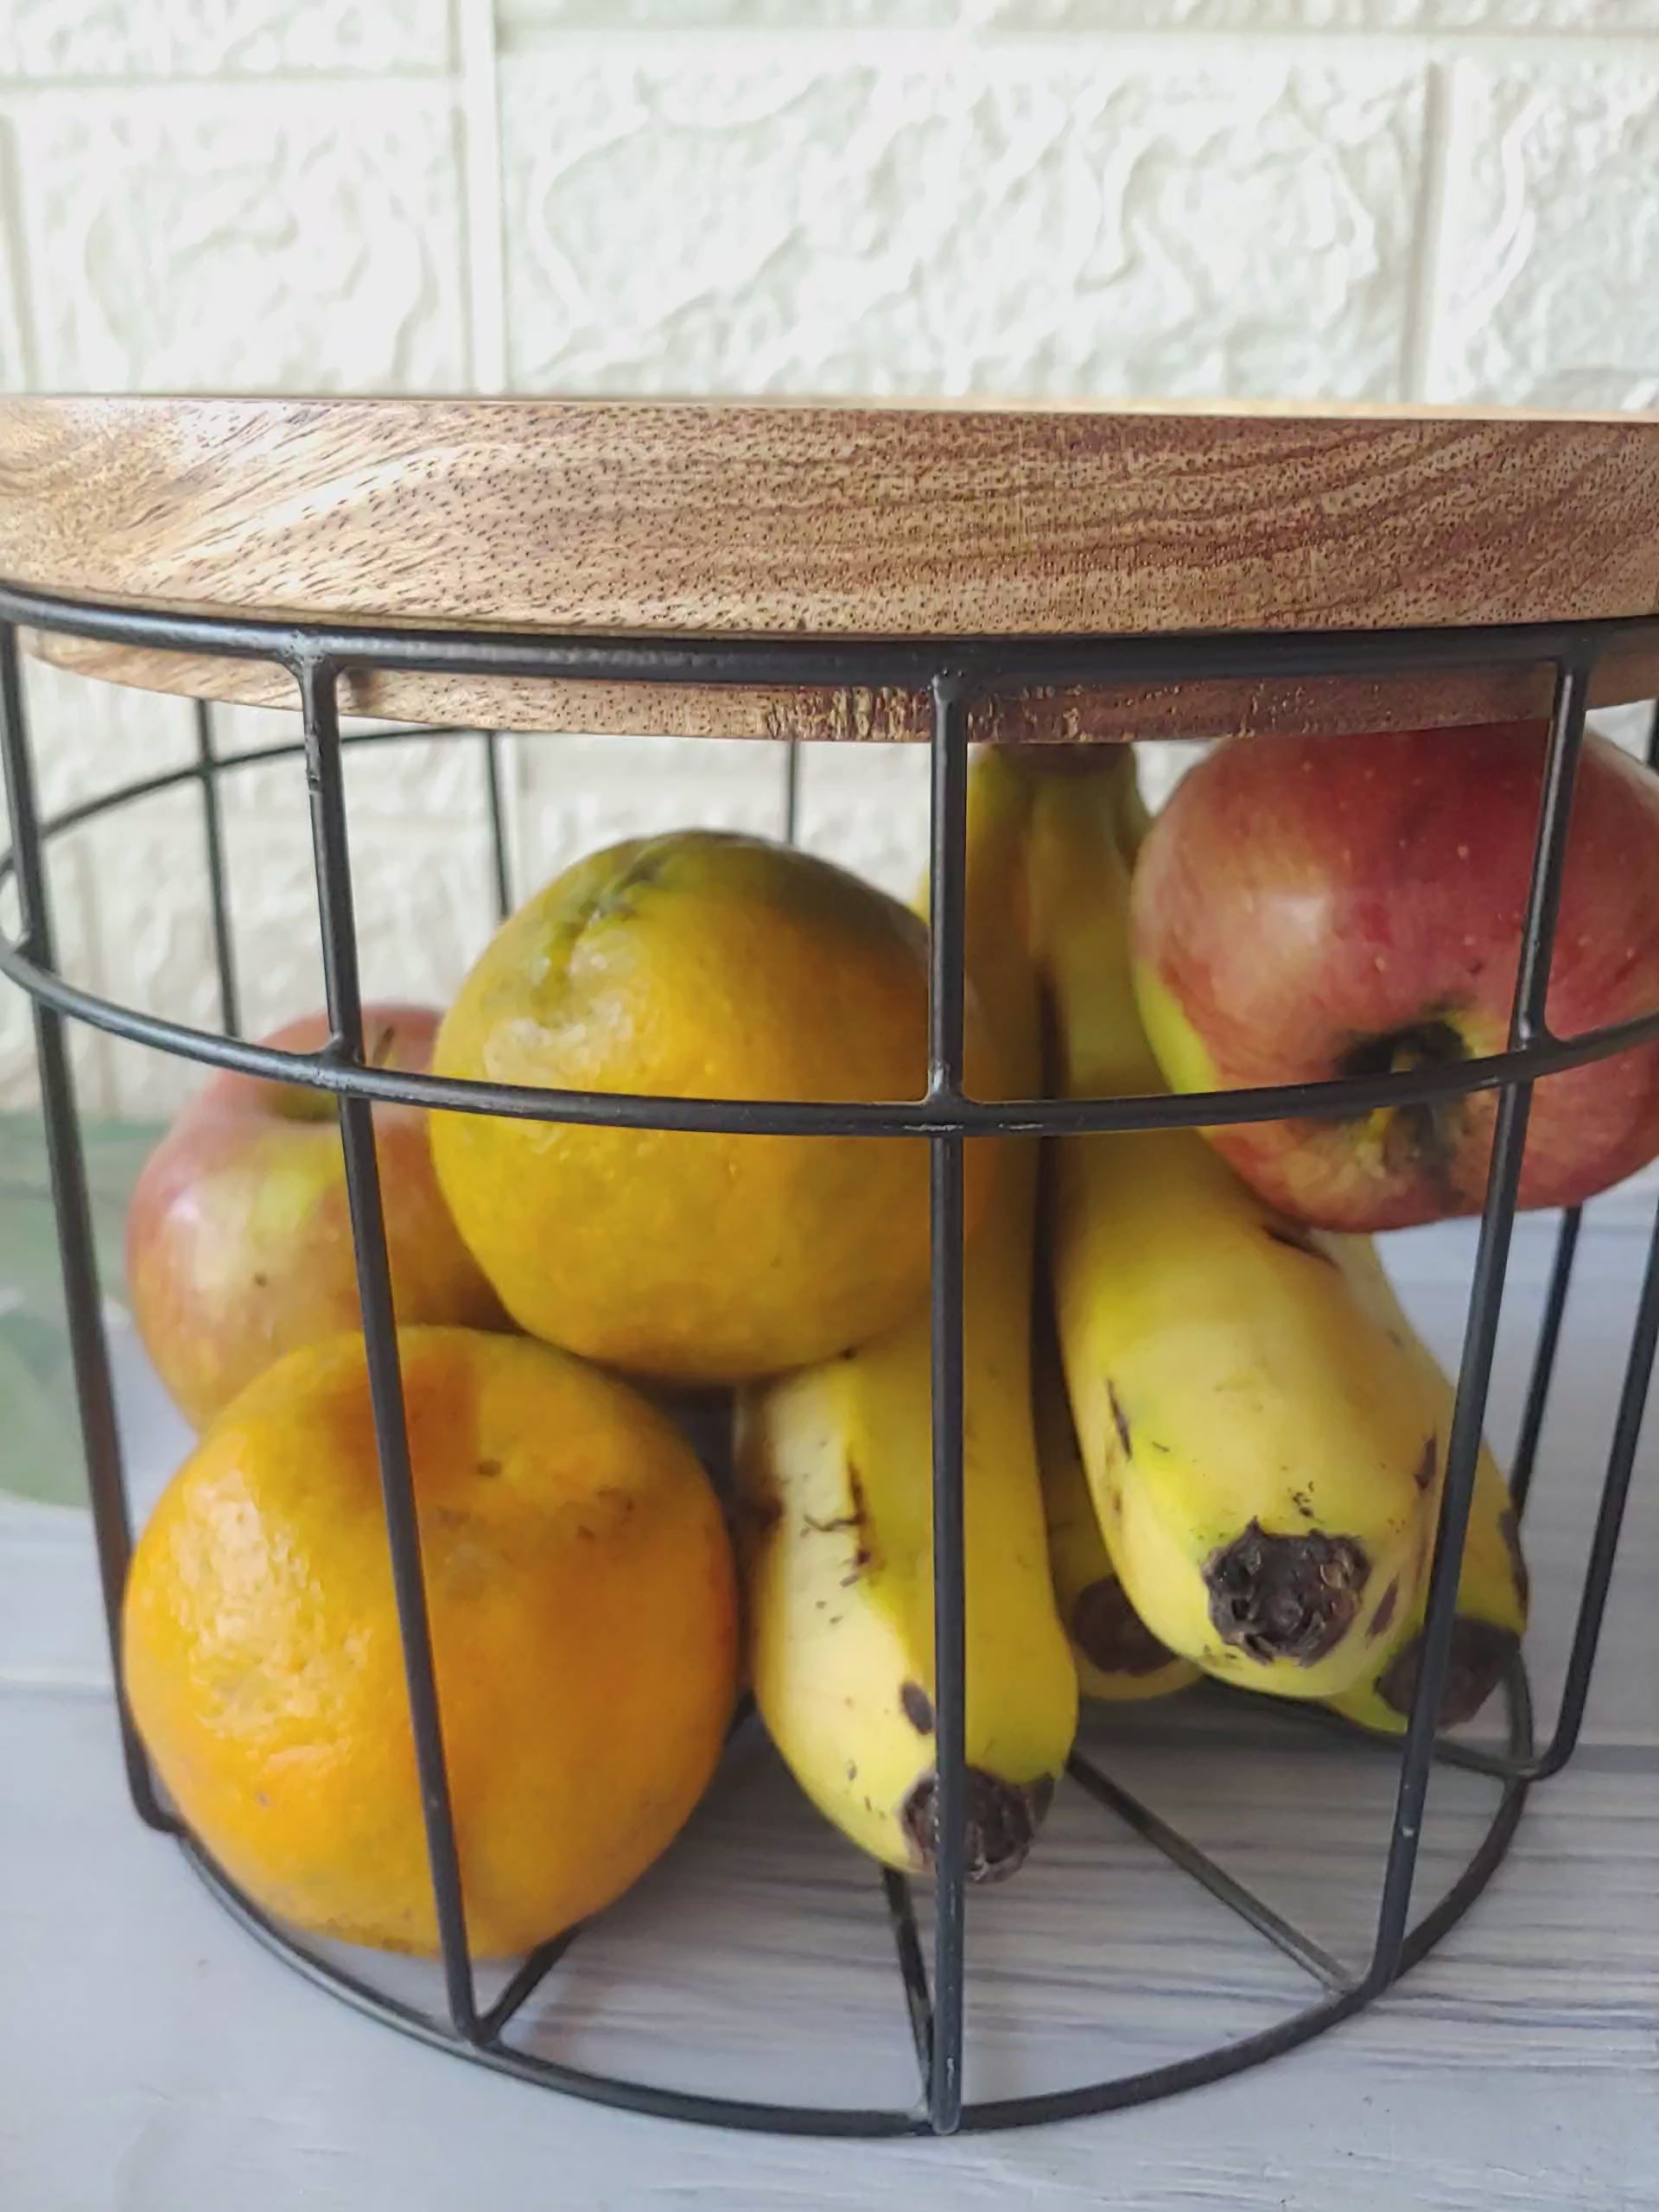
[1330,1018,1472,1196]
[1332,1017,1466,1090]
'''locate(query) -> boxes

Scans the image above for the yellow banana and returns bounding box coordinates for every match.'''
[1034,1310,1199,1702]
[1098,753,1523,1723]
[1036,751,1195,1703]
[734,751,1077,1878]
[1020,756,1443,1701]
[1321,1237,1529,1735]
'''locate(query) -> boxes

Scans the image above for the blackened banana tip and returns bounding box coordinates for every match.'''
[1205,1519,1371,1667]
[900,1767,1056,1885]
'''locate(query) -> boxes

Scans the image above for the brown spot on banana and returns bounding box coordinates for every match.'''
[1107,1381,1132,1460]
[1376,1618,1518,1727]
[1070,1580,1181,1677]
[803,1460,871,1538]
[899,1681,935,1734]
[1264,1222,1338,1265]
[1368,1576,1402,1641]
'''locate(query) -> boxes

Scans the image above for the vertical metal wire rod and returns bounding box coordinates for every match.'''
[1528,1186,1659,1777]
[1508,1204,1580,1514]
[1364,655,1592,1989]
[0,624,173,1829]
[194,700,242,1038]
[1436,690,1659,1787]
[880,1869,936,2093]
[925,676,969,2134]
[1530,703,1659,1730]
[782,739,802,846]
[1514,697,1659,1517]
[296,656,480,2039]
[482,730,513,923]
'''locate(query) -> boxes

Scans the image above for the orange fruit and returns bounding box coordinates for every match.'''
[430,830,998,1383]
[122,1326,737,1958]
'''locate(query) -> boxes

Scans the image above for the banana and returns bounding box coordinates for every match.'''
[1034,1309,1199,1702]
[1117,747,1524,1725]
[1321,1237,1529,1735]
[1020,756,1444,1701]
[734,751,1077,1879]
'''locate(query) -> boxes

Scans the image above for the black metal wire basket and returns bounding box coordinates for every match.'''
[3,569,1657,2139]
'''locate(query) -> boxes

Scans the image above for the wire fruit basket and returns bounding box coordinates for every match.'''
[2,396,1657,2137]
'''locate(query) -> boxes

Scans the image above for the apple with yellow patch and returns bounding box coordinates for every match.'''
[126,1005,505,1428]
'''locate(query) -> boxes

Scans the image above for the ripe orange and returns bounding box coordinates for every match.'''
[430,830,998,1383]
[122,1326,738,1958]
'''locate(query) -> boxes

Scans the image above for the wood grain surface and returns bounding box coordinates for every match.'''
[3,396,1658,742]
[22,625,1659,747]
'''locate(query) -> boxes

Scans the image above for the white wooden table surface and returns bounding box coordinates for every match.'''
[3,1212,1656,2212]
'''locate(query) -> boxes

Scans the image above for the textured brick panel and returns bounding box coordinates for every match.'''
[505,1,950,24]
[0,122,28,391]
[792,744,931,905]
[1430,60,1659,410]
[3,9,1653,1122]
[965,0,1659,25]
[0,831,106,1114]
[85,787,500,1118]
[507,0,1659,24]
[15,90,469,394]
[501,52,1427,401]
[214,707,493,830]
[0,0,452,80]
[23,658,197,819]
[512,733,791,903]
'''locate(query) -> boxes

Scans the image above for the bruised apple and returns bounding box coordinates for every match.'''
[126,1005,506,1427]
[1130,722,1659,1230]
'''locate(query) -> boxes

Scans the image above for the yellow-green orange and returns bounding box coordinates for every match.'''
[431,831,996,1383]
[122,1326,737,1958]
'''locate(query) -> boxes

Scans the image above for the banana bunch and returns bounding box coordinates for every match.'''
[1020,756,1450,1702]
[734,753,1077,1881]
[736,744,1524,1881]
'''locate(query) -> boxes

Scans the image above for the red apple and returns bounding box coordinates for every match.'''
[126,1004,508,1428]
[1129,722,1659,1230]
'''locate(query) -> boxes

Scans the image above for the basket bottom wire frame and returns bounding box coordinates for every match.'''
[2,578,1657,2135]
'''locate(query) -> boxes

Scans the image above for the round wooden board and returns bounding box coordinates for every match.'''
[3,396,1657,741]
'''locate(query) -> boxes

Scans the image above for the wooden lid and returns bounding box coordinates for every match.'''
[2,395,1656,741]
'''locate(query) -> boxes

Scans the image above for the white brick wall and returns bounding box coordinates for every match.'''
[0,1,1655,1114]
